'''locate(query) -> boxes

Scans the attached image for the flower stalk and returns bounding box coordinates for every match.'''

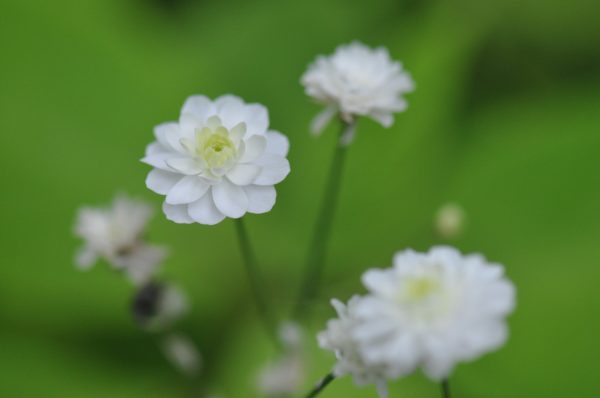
[294,120,353,319]
[234,218,279,345]
[441,379,451,398]
[305,372,336,398]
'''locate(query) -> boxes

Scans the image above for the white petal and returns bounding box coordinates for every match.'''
[230,122,247,143]
[226,164,261,186]
[212,180,248,218]
[254,154,290,185]
[187,191,226,225]
[244,103,269,135]
[154,123,179,149]
[146,169,181,195]
[265,131,289,156]
[166,158,204,175]
[181,95,215,121]
[142,151,172,171]
[166,176,210,205]
[163,203,194,224]
[75,247,97,269]
[370,111,394,128]
[215,95,246,128]
[245,185,276,214]
[339,122,357,146]
[310,106,337,135]
[240,135,266,163]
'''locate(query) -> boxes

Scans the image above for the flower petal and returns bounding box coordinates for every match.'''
[310,106,336,135]
[243,103,269,136]
[154,123,179,149]
[188,191,226,225]
[142,151,172,171]
[265,131,289,156]
[146,169,181,195]
[166,176,210,205]
[212,180,248,218]
[245,185,276,214]
[163,202,194,224]
[166,158,204,175]
[181,95,215,121]
[240,135,266,163]
[253,154,290,185]
[226,164,261,186]
[215,95,246,128]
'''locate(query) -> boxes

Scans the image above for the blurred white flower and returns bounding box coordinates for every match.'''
[162,333,201,377]
[142,95,290,225]
[354,246,515,381]
[132,282,189,330]
[74,195,166,285]
[257,322,306,397]
[301,41,414,139]
[435,203,466,239]
[318,297,389,398]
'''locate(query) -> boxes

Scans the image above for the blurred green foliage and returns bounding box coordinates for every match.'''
[1,0,599,396]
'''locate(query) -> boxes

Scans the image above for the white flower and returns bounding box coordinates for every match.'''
[142,95,290,225]
[257,322,306,397]
[435,203,466,239]
[74,195,166,285]
[301,41,414,137]
[162,333,201,376]
[318,297,389,398]
[354,246,515,381]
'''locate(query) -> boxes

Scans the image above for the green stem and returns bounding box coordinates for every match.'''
[305,372,336,398]
[293,121,352,319]
[234,218,278,345]
[441,379,451,398]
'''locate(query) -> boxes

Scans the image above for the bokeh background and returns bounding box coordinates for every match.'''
[1,0,599,396]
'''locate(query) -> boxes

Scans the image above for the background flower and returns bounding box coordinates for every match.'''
[143,95,290,225]
[301,41,414,134]
[74,195,166,285]
[354,246,516,380]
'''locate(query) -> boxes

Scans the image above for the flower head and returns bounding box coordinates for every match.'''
[318,297,389,398]
[142,95,290,225]
[74,195,166,285]
[301,41,414,136]
[354,246,515,380]
[435,203,466,240]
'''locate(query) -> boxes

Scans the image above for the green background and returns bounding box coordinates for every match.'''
[1,0,599,396]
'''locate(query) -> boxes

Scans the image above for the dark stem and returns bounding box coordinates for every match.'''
[293,121,352,319]
[305,372,336,398]
[441,379,451,398]
[234,218,278,345]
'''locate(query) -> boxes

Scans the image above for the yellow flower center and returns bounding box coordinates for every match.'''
[185,126,238,169]
[405,277,440,300]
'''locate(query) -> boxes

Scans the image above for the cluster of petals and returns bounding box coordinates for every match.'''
[301,41,414,139]
[74,195,166,285]
[318,246,515,396]
[142,95,290,225]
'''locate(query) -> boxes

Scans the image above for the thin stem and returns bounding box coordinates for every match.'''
[441,379,451,398]
[234,218,278,345]
[305,372,336,398]
[293,120,352,319]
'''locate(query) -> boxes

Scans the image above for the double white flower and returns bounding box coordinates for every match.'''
[319,246,515,396]
[301,41,414,139]
[74,195,166,285]
[142,95,290,225]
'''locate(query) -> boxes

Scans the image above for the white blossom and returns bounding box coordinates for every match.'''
[435,203,466,239]
[162,333,201,376]
[301,41,414,139]
[353,246,515,381]
[318,297,389,398]
[257,322,306,397]
[142,95,290,225]
[74,195,166,285]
